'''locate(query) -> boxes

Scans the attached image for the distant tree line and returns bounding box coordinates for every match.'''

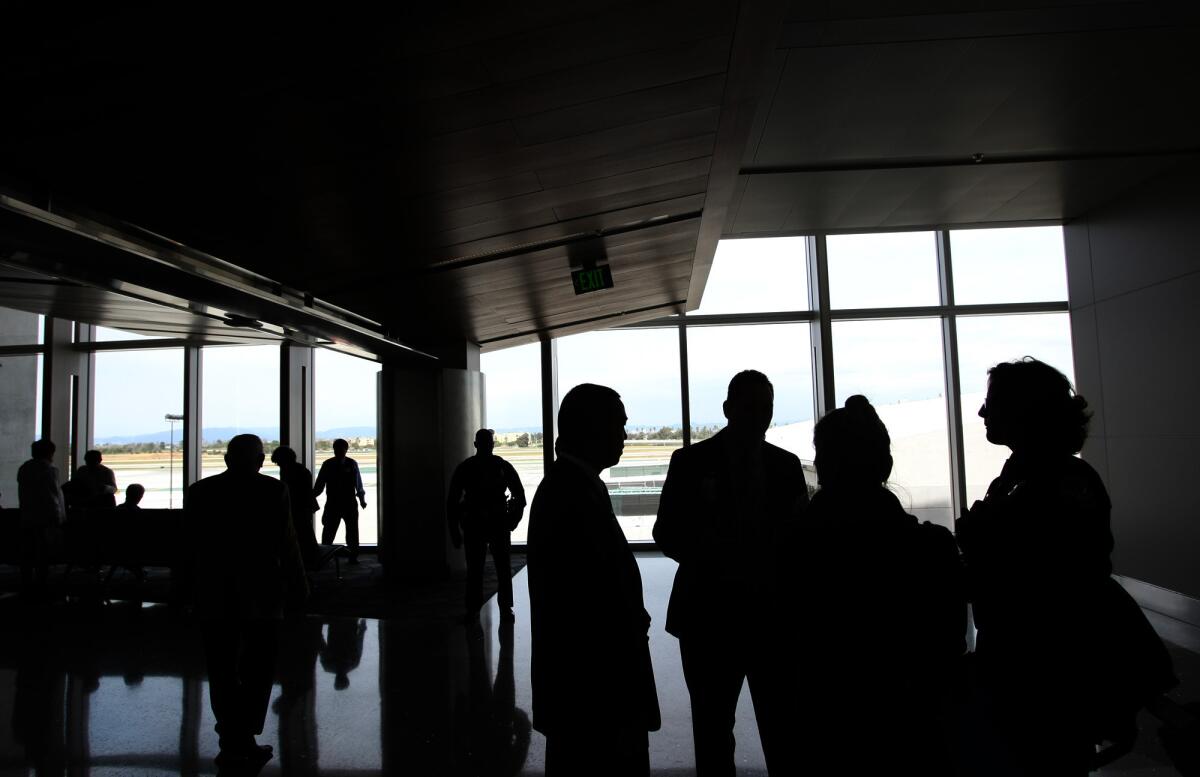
[97,441,175,454]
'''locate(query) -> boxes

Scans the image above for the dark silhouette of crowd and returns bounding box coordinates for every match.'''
[525,360,1176,776]
[11,358,1183,775]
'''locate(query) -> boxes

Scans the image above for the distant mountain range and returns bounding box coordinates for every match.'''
[96,425,376,445]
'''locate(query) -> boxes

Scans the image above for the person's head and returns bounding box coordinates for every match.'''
[723,370,774,441]
[271,446,297,466]
[124,483,145,506]
[813,395,893,489]
[556,383,626,470]
[224,434,265,474]
[84,449,102,466]
[333,438,349,457]
[980,358,1089,454]
[30,438,55,462]
[474,429,495,456]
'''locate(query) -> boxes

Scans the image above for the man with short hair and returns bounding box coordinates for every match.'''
[17,438,66,595]
[185,434,308,768]
[528,383,660,776]
[71,449,118,513]
[313,439,367,563]
[447,428,526,619]
[654,369,809,776]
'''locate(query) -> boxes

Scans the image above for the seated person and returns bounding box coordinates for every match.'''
[115,483,146,513]
[112,483,147,580]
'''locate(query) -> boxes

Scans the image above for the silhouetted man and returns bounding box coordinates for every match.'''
[528,383,660,777]
[17,439,65,596]
[185,434,308,769]
[654,370,808,776]
[71,449,118,513]
[273,446,320,569]
[447,429,526,618]
[115,483,145,512]
[313,438,367,563]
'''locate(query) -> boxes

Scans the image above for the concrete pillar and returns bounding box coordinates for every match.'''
[280,343,316,471]
[377,353,483,579]
[0,308,40,499]
[41,317,82,475]
[182,346,203,490]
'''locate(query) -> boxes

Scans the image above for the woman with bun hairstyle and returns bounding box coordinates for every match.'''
[958,358,1173,774]
[785,395,964,775]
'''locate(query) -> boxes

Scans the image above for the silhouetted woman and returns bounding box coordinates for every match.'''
[785,395,964,775]
[958,358,1170,775]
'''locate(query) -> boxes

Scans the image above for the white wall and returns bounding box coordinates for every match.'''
[1065,161,1200,599]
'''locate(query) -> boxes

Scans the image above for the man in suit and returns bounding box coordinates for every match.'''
[272,446,320,569]
[313,438,367,563]
[185,434,308,769]
[446,428,526,619]
[528,383,660,776]
[654,369,808,776]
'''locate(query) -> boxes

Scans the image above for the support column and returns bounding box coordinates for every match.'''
[182,346,202,490]
[539,337,558,472]
[41,317,79,474]
[280,343,316,471]
[808,235,835,419]
[936,230,969,521]
[377,352,482,578]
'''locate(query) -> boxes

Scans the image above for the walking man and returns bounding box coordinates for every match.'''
[447,429,526,619]
[313,438,367,563]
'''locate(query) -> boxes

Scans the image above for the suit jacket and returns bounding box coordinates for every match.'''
[185,470,308,620]
[527,455,660,736]
[654,430,808,638]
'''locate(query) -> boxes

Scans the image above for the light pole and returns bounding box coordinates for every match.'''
[165,413,184,508]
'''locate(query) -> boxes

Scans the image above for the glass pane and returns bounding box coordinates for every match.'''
[0,354,42,503]
[556,328,683,542]
[686,323,817,490]
[956,312,1075,504]
[480,342,543,543]
[202,345,280,481]
[0,306,41,346]
[695,237,810,314]
[94,349,185,509]
[951,226,1068,305]
[94,325,168,341]
[827,231,940,309]
[314,349,379,545]
[832,318,952,528]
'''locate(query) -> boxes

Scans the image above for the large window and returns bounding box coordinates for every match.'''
[480,342,543,543]
[202,345,281,480]
[315,349,380,545]
[518,224,1072,540]
[556,328,684,542]
[94,349,185,509]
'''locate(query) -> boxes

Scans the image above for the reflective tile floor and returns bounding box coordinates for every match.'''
[0,553,1197,776]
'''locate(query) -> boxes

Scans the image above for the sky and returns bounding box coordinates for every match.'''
[92,342,380,438]
[88,226,1072,437]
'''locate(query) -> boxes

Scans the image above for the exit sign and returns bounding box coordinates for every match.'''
[571,265,614,295]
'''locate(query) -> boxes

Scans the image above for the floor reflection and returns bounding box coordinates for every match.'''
[0,593,531,776]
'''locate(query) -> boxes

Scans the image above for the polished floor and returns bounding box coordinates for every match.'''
[0,553,1197,775]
